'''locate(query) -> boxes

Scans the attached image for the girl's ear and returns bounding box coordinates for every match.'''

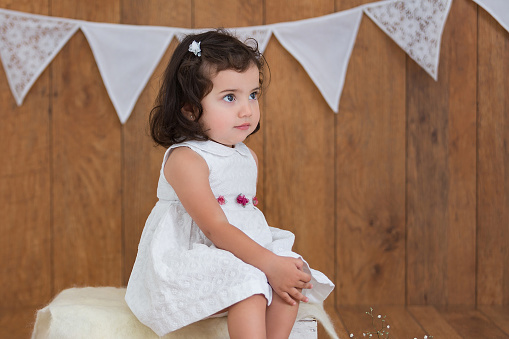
[181,103,198,121]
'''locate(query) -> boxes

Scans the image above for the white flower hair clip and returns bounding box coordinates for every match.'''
[188,40,201,57]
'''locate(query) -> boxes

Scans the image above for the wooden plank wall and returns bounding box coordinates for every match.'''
[0,0,508,337]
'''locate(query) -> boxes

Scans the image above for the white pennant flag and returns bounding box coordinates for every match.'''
[364,0,453,81]
[81,22,174,124]
[473,0,509,33]
[272,9,363,113]
[0,9,79,105]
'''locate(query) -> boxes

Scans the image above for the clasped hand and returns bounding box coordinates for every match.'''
[265,256,312,306]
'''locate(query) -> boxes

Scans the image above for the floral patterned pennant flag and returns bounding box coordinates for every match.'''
[364,0,453,81]
[81,22,174,124]
[272,8,363,113]
[473,0,509,34]
[0,9,79,105]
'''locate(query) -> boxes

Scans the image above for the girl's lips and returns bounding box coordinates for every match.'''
[235,123,251,130]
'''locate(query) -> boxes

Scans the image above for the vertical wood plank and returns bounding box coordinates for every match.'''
[264,0,336,309]
[335,0,406,305]
[121,0,191,285]
[0,0,52,309]
[194,0,265,210]
[477,6,509,305]
[406,0,477,305]
[51,0,122,291]
[442,0,477,305]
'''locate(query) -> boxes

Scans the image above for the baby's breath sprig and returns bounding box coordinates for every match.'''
[348,307,433,339]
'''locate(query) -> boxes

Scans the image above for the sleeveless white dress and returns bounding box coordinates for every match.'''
[125,140,334,336]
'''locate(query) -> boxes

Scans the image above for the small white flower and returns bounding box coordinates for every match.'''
[350,334,354,338]
[188,40,201,56]
[378,314,381,318]
[387,325,390,329]
[424,336,428,339]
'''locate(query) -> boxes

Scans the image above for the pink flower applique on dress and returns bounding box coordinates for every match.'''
[217,196,226,205]
[252,196,258,206]
[236,194,250,207]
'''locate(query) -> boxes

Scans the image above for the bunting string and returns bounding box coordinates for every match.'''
[0,0,505,124]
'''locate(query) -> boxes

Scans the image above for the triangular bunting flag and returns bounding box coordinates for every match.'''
[231,26,273,53]
[364,0,453,81]
[81,22,174,124]
[473,0,509,34]
[0,9,79,105]
[272,8,363,113]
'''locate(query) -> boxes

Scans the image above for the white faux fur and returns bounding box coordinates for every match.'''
[31,287,338,339]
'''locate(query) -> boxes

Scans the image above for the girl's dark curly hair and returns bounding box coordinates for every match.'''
[149,29,267,148]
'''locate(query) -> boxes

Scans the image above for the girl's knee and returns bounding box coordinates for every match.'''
[236,294,267,309]
[227,294,267,339]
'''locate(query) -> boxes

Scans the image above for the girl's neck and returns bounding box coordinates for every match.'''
[209,138,235,148]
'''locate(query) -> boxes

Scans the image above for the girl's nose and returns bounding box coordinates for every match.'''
[239,101,252,117]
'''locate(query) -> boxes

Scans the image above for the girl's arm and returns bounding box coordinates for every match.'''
[165,147,312,306]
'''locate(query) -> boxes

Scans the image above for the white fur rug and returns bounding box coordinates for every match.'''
[31,287,338,339]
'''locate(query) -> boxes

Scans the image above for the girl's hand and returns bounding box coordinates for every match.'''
[264,256,312,306]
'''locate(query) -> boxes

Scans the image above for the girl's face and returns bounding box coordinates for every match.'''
[199,63,261,147]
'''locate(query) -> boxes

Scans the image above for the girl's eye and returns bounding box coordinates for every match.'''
[223,94,235,102]
[249,92,259,100]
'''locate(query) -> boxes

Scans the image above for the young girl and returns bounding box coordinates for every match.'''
[125,29,334,339]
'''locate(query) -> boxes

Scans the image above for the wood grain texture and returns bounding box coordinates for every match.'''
[476,6,509,305]
[439,306,509,338]
[408,305,462,338]
[442,0,477,305]
[120,0,190,285]
[51,0,122,291]
[194,0,263,28]
[0,0,52,309]
[479,306,509,335]
[120,0,191,27]
[0,306,40,339]
[338,305,426,338]
[335,1,406,305]
[264,0,336,309]
[406,0,477,305]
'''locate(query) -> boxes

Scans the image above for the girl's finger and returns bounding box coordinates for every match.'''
[294,258,304,270]
[296,280,312,289]
[298,270,312,282]
[280,292,297,306]
[290,289,308,303]
[299,281,313,289]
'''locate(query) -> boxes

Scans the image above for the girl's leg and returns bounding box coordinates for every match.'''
[227,294,267,339]
[265,290,300,339]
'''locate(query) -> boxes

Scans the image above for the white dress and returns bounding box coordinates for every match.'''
[125,140,334,336]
